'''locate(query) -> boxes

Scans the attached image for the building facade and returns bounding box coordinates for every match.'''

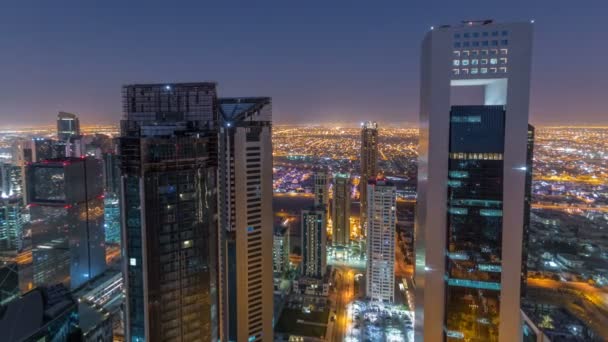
[119,83,219,342]
[332,173,351,246]
[26,157,106,290]
[359,121,378,235]
[301,207,326,278]
[273,225,290,274]
[365,178,396,303]
[414,20,534,342]
[217,97,274,342]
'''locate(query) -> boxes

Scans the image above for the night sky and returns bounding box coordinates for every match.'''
[1,0,607,126]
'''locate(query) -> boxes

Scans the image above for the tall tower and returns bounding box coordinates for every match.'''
[57,112,80,142]
[365,177,396,303]
[360,121,378,234]
[414,21,534,342]
[26,157,106,290]
[218,97,273,342]
[301,207,326,278]
[119,83,219,342]
[332,173,351,246]
[313,170,329,209]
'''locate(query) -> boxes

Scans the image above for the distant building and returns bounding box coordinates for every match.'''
[292,275,331,297]
[366,177,396,303]
[301,207,326,278]
[0,197,23,252]
[273,225,290,274]
[0,284,80,341]
[31,138,56,162]
[360,121,378,234]
[521,303,600,341]
[26,157,106,290]
[57,111,81,142]
[415,20,534,341]
[332,173,351,246]
[313,170,329,209]
[0,163,23,199]
[103,193,120,244]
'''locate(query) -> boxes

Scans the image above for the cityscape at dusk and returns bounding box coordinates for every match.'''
[1,2,608,342]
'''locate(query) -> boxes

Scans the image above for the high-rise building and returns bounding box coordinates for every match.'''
[273,225,290,274]
[119,83,219,342]
[414,20,534,341]
[313,170,329,209]
[0,163,23,199]
[0,198,23,252]
[365,177,396,303]
[301,207,326,278]
[26,157,106,290]
[31,138,56,162]
[332,173,351,246]
[57,112,81,142]
[522,124,534,296]
[217,97,274,342]
[103,194,120,245]
[360,121,378,234]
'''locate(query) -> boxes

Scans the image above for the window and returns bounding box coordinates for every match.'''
[182,240,193,248]
[452,69,460,75]
[499,67,507,73]
[471,50,479,56]
[491,49,498,55]
[501,30,508,36]
[464,32,470,38]
[461,68,469,75]
[454,33,461,39]
[490,67,497,73]
[481,59,488,65]
[499,57,507,64]
[490,58,498,65]
[130,258,137,266]
[471,59,479,65]
[500,48,508,55]
[472,41,479,47]
[482,41,489,46]
[482,32,489,37]
[501,39,508,45]
[454,42,461,48]
[461,59,469,66]
[481,68,488,74]
[453,60,460,66]
[473,32,479,38]
[453,50,461,57]
[471,68,479,74]
[491,40,498,46]
[463,42,470,47]
[462,50,470,57]
[481,50,488,55]
[492,31,498,36]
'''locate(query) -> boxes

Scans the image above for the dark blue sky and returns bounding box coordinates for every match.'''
[1,0,606,126]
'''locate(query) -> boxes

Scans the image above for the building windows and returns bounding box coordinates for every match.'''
[482,31,489,37]
[453,50,461,57]
[462,50,470,57]
[491,40,499,46]
[453,60,460,66]
[471,68,478,74]
[463,42,470,47]
[492,31,498,36]
[464,32,470,38]
[480,68,488,74]
[501,30,508,36]
[454,33,461,39]
[130,258,137,266]
[501,39,508,45]
[481,59,488,65]
[473,32,479,38]
[472,41,479,47]
[490,58,498,65]
[461,68,469,75]
[471,59,479,65]
[482,41,489,46]
[499,57,507,64]
[461,59,469,66]
[452,69,460,75]
[499,67,507,73]
[490,67,497,73]
[500,48,508,55]
[471,50,479,56]
[481,50,488,56]
[454,42,461,48]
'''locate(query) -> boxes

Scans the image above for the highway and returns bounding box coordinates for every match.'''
[331,267,355,342]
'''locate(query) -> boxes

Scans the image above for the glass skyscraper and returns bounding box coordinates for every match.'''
[360,121,378,235]
[301,207,326,278]
[415,20,534,342]
[120,83,219,342]
[332,173,351,246]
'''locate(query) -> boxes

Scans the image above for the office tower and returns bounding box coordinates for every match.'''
[300,207,326,278]
[365,177,396,303]
[218,97,273,342]
[313,170,329,209]
[103,194,120,244]
[57,111,81,142]
[360,121,378,234]
[0,198,23,252]
[31,138,56,162]
[26,157,106,290]
[332,173,351,246]
[414,20,533,342]
[522,125,534,296]
[0,284,80,341]
[273,225,290,274]
[103,153,121,194]
[120,83,219,342]
[0,163,23,199]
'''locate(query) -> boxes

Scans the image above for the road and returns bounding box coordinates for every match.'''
[331,267,355,342]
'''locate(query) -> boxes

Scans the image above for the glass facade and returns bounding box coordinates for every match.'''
[445,105,505,341]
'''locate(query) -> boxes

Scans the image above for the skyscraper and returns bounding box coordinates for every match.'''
[57,112,81,142]
[26,157,106,290]
[365,177,396,303]
[217,97,274,342]
[301,207,326,278]
[273,225,290,274]
[332,173,351,246]
[313,170,329,209]
[0,198,23,252]
[360,121,378,234]
[119,83,219,342]
[414,20,534,341]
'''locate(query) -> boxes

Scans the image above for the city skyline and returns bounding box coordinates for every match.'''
[1,1,608,127]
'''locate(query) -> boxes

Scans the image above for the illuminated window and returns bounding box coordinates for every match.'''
[453,50,461,57]
[471,68,479,74]
[452,68,460,75]
[491,49,498,55]
[499,67,507,73]
[481,50,488,55]
[480,68,488,74]
[490,58,498,65]
[471,50,479,56]
[462,50,470,57]
[481,59,488,65]
[182,240,193,248]
[490,67,497,73]
[500,48,508,55]
[453,59,460,66]
[451,116,481,123]
[499,57,507,64]
[471,59,479,65]
[130,258,137,266]
[461,68,469,75]
[461,59,469,66]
